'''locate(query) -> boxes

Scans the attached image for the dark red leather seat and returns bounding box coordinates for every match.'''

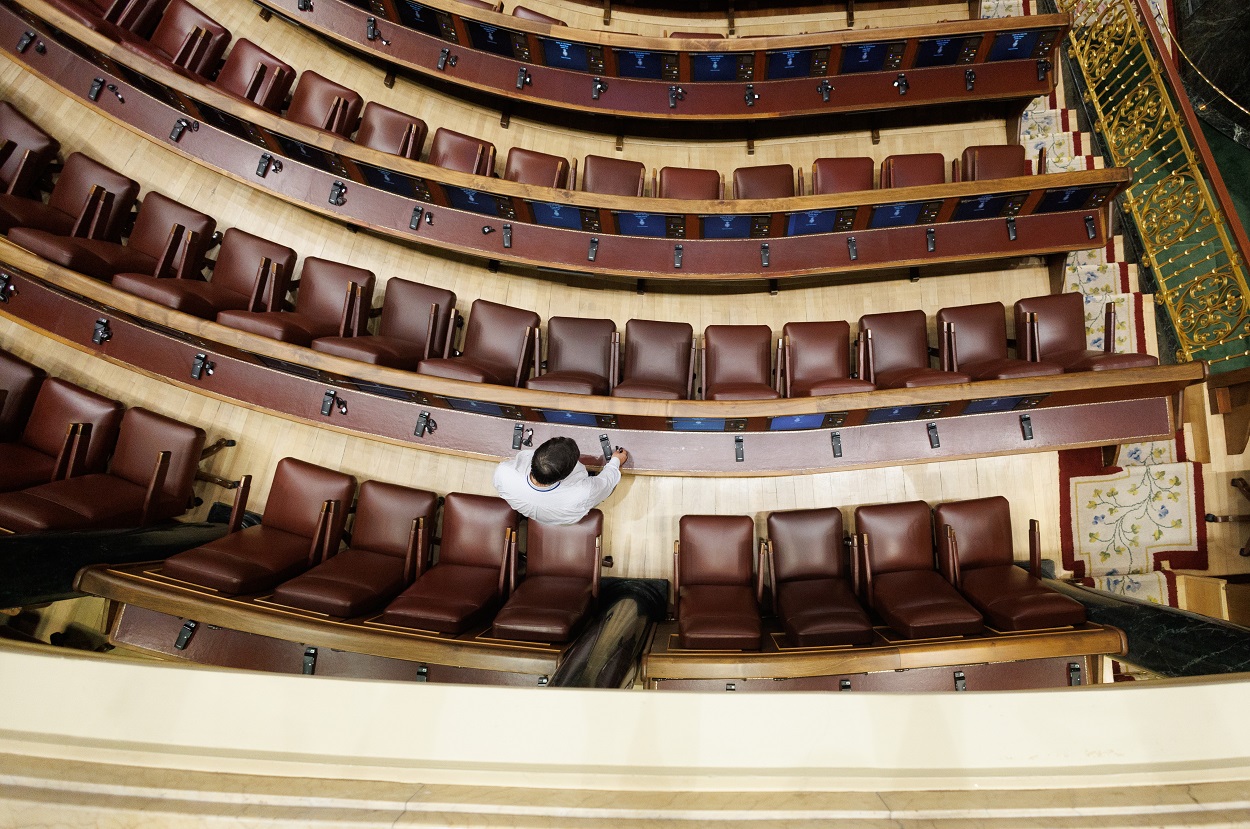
[270,480,439,617]
[313,279,456,370]
[428,128,496,177]
[676,514,762,650]
[880,153,945,188]
[767,507,873,647]
[503,147,571,188]
[581,155,645,197]
[1014,292,1159,371]
[781,321,875,397]
[161,457,356,595]
[657,166,722,200]
[0,152,138,239]
[285,71,363,137]
[0,377,123,493]
[810,157,874,195]
[855,501,983,639]
[212,38,294,111]
[0,102,61,200]
[526,316,616,395]
[0,347,45,443]
[858,309,972,389]
[117,0,231,78]
[732,164,796,198]
[936,301,1063,380]
[935,496,1086,631]
[416,298,539,386]
[511,5,565,25]
[959,145,1028,181]
[0,407,205,533]
[379,492,518,634]
[113,226,297,319]
[701,324,779,400]
[216,257,376,346]
[11,191,216,283]
[356,102,428,160]
[492,509,602,642]
[611,318,694,400]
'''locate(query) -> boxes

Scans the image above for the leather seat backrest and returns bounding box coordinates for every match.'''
[704,324,772,388]
[356,102,428,160]
[962,145,1026,181]
[881,153,945,188]
[657,166,721,200]
[428,128,496,177]
[933,496,1014,571]
[0,102,60,199]
[377,279,456,355]
[286,71,364,137]
[21,378,123,471]
[1014,292,1087,359]
[732,164,795,199]
[782,320,852,385]
[855,501,935,575]
[461,298,540,373]
[438,492,518,568]
[810,157,874,195]
[767,507,846,583]
[107,407,206,503]
[527,509,602,578]
[936,301,1008,365]
[147,0,231,76]
[544,316,615,379]
[511,5,565,25]
[47,153,140,242]
[679,515,754,586]
[293,258,376,326]
[581,155,644,197]
[859,309,931,374]
[214,38,294,111]
[503,147,569,188]
[351,479,439,558]
[622,318,692,385]
[129,192,217,263]
[212,227,298,301]
[261,457,357,538]
[0,347,45,442]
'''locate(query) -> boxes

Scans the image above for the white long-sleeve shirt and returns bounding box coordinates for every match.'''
[493,450,621,525]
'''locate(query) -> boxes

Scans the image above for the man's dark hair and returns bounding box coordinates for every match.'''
[530,437,580,485]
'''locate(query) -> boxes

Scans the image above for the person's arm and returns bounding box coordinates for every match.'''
[581,450,626,509]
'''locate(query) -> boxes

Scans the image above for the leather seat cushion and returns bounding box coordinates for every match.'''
[17,474,150,527]
[216,311,335,345]
[793,377,876,397]
[875,368,972,389]
[417,357,510,385]
[0,490,94,533]
[492,575,593,642]
[526,371,607,396]
[705,382,780,401]
[112,273,247,319]
[270,548,407,617]
[162,525,313,594]
[678,584,761,650]
[379,563,500,634]
[312,336,424,371]
[872,570,983,638]
[611,381,685,400]
[960,565,1086,630]
[1050,350,1160,372]
[8,229,155,281]
[0,195,73,236]
[961,358,1063,381]
[776,578,874,647]
[0,442,57,492]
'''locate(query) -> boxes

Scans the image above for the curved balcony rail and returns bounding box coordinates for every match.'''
[259,0,1066,121]
[3,0,1127,283]
[0,241,1206,476]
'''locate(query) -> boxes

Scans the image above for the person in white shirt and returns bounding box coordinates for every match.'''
[493,436,628,525]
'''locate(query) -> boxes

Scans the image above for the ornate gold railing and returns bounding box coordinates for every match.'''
[1056,0,1250,372]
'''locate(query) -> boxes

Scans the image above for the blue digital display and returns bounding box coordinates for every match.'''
[870,202,927,228]
[394,0,442,36]
[466,21,518,57]
[951,194,1016,221]
[529,201,583,229]
[539,409,599,426]
[988,31,1041,61]
[766,49,812,79]
[614,212,671,237]
[769,413,827,431]
[700,214,754,239]
[841,43,890,74]
[1035,186,1096,213]
[356,163,418,197]
[269,136,335,172]
[613,49,666,79]
[444,187,499,216]
[963,396,1027,415]
[914,37,961,67]
[865,405,926,424]
[445,398,507,416]
[691,53,742,82]
[786,209,840,236]
[670,417,727,431]
[541,38,590,71]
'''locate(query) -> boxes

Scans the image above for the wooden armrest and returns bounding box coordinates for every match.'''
[51,421,91,482]
[755,538,766,606]
[591,534,602,600]
[941,321,957,372]
[857,532,873,607]
[942,525,962,589]
[772,337,784,395]
[422,303,439,361]
[227,474,252,533]
[139,450,172,526]
[70,185,114,240]
[172,26,211,72]
[515,326,535,387]
[497,528,514,598]
[1029,518,1041,579]
[402,516,425,584]
[671,540,680,619]
[338,281,366,338]
[306,499,335,567]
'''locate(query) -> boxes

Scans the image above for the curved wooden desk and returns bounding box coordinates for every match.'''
[1,0,1124,282]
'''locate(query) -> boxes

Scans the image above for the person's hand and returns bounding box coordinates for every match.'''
[611,447,629,466]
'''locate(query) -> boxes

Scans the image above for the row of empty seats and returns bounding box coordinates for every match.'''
[160,457,603,643]
[0,347,207,533]
[675,497,1087,651]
